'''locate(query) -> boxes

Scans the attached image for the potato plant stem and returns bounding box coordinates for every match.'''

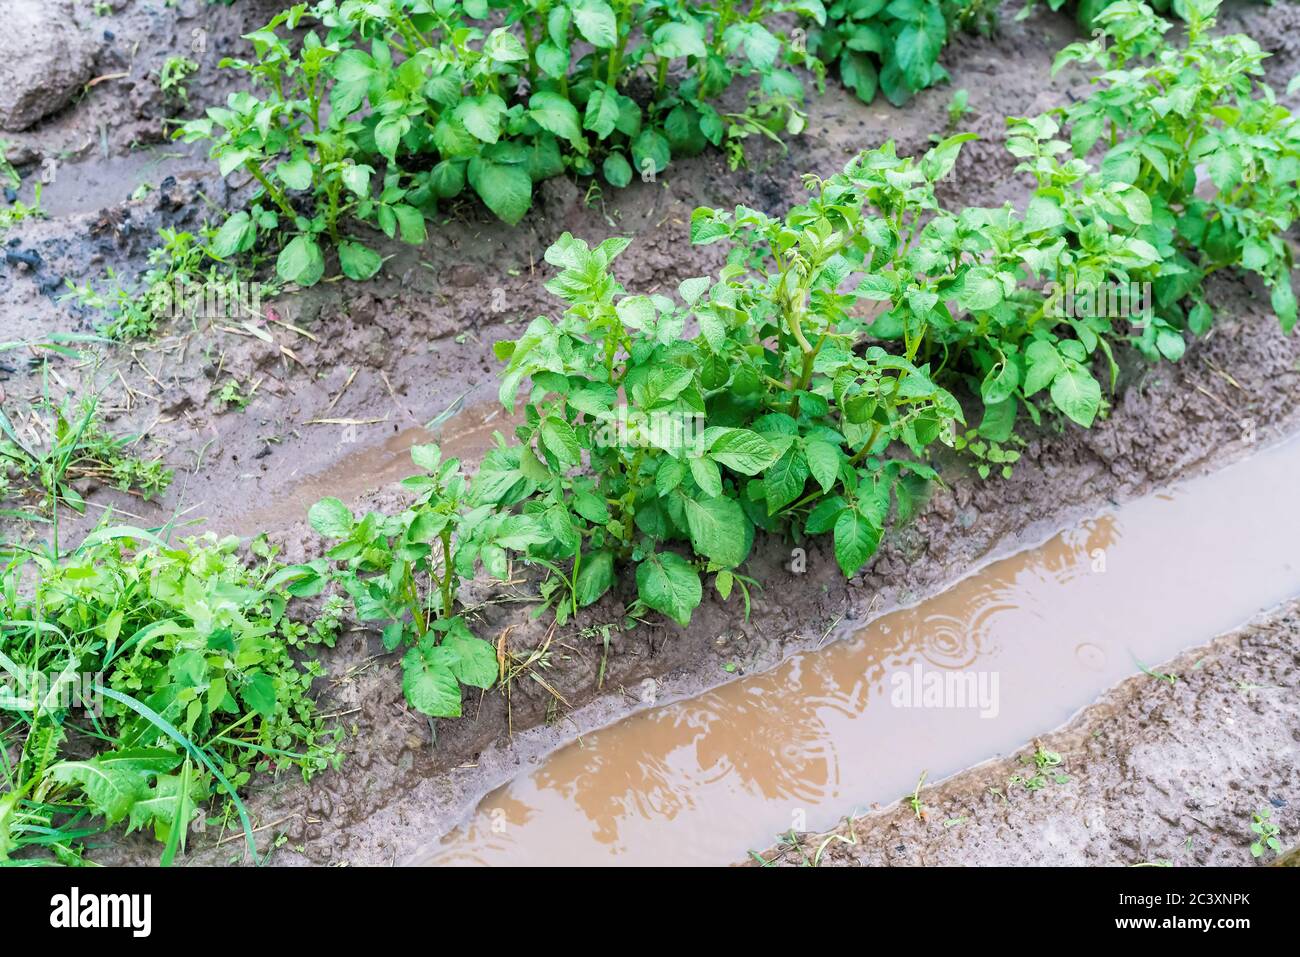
[243,161,297,223]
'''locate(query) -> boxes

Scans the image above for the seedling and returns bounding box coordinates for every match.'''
[0,138,38,234]
[156,56,200,108]
[951,428,1024,479]
[0,139,18,190]
[61,226,241,340]
[1136,658,1178,685]
[946,88,972,131]
[907,769,929,819]
[1011,743,1068,790]
[216,379,252,411]
[1250,807,1282,859]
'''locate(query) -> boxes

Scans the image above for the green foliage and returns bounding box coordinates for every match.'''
[0,140,41,235]
[0,529,341,863]
[1249,807,1282,859]
[178,0,1002,278]
[952,426,1023,479]
[812,0,989,107]
[311,207,964,689]
[291,3,1300,741]
[216,379,252,411]
[748,0,1300,447]
[156,56,201,108]
[812,0,945,107]
[944,87,971,131]
[1017,0,1176,29]
[307,445,501,718]
[61,228,249,341]
[312,11,1300,660]
[486,224,958,619]
[180,0,827,280]
[0,140,18,191]
[1053,0,1300,334]
[724,127,1139,440]
[1009,743,1068,790]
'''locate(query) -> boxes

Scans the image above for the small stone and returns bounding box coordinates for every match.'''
[895,526,927,564]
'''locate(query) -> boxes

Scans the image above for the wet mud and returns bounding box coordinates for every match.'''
[1,0,1298,866]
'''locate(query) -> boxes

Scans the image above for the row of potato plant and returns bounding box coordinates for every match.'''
[7,0,1294,862]
[178,0,983,285]
[309,0,1300,719]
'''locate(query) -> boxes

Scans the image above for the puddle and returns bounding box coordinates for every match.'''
[412,436,1300,865]
[225,400,518,535]
[20,142,211,218]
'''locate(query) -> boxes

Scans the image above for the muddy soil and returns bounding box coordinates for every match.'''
[1,1,1298,866]
[748,601,1300,867]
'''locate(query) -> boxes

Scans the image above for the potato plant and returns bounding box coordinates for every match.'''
[483,222,961,626]
[697,128,1156,442]
[1053,0,1300,336]
[308,445,520,717]
[313,201,963,711]
[307,6,1300,710]
[179,0,998,284]
[812,0,966,107]
[307,2,1294,724]
[180,0,823,284]
[1015,0,1176,30]
[717,0,1300,442]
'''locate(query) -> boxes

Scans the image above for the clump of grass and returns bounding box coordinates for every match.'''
[0,389,172,518]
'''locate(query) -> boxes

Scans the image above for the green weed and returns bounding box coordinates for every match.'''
[156,56,201,108]
[0,390,172,518]
[0,527,342,864]
[1249,807,1282,859]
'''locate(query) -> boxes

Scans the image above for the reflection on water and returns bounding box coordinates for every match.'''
[415,438,1300,866]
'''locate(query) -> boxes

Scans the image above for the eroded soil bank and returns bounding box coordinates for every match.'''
[2,1,1298,866]
[748,601,1300,867]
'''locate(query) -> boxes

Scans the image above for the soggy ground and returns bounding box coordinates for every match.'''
[1,0,1298,866]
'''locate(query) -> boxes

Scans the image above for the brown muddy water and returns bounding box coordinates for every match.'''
[226,399,517,535]
[411,436,1300,866]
